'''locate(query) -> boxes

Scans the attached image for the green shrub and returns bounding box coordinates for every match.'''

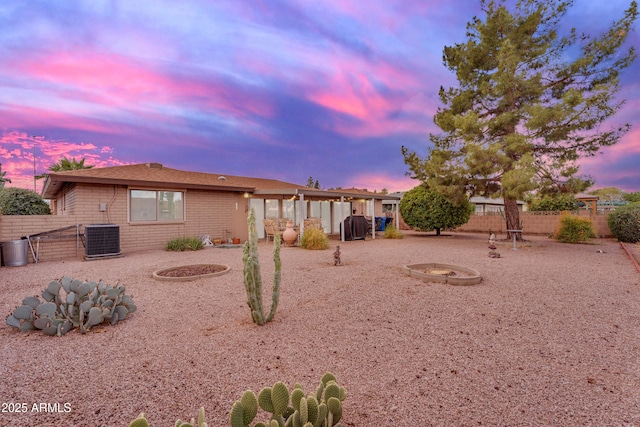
[301,227,329,250]
[607,202,640,243]
[6,277,136,336]
[399,185,473,235]
[554,214,596,243]
[528,194,578,211]
[166,236,204,251]
[0,187,51,215]
[384,224,403,239]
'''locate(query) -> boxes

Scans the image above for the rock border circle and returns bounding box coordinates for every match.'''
[402,262,482,285]
[152,264,231,282]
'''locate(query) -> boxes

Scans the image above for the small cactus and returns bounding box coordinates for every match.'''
[128,407,207,427]
[242,208,281,325]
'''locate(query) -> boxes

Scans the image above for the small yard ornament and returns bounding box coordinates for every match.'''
[488,231,500,257]
[333,245,341,266]
[488,243,500,258]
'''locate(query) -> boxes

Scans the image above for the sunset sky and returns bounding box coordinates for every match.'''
[1,0,639,194]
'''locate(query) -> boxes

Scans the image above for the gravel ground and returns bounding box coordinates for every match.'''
[0,231,639,427]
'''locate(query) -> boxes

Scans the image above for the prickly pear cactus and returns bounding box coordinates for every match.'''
[242,208,281,325]
[128,407,207,427]
[6,277,136,336]
[126,374,345,427]
[230,373,345,427]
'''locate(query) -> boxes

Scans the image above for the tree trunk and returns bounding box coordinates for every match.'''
[504,198,523,241]
[435,227,441,236]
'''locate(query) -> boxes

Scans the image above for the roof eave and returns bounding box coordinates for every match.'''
[253,188,401,200]
[43,175,255,198]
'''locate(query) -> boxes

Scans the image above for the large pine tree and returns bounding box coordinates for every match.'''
[402,0,637,239]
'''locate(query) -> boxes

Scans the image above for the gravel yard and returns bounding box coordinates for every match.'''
[0,231,638,426]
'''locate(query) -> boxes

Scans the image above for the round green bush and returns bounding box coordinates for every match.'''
[399,185,473,235]
[607,203,640,243]
[0,187,51,215]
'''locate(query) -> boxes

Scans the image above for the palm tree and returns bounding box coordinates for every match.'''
[0,163,11,189]
[48,156,94,172]
[37,156,94,179]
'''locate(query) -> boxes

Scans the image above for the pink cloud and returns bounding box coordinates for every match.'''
[345,171,417,193]
[0,104,122,135]
[8,48,276,127]
[306,62,432,138]
[0,130,128,194]
[580,127,640,168]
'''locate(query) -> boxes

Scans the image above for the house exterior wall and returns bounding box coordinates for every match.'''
[1,183,251,263]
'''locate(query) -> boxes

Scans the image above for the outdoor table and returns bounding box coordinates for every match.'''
[507,229,522,250]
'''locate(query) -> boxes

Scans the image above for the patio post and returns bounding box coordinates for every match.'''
[340,196,345,242]
[298,193,304,244]
[370,198,375,239]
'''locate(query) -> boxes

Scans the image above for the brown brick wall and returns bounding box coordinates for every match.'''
[1,184,250,262]
[1,184,388,263]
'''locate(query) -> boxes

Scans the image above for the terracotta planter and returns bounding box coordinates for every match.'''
[282,221,298,246]
[232,238,241,244]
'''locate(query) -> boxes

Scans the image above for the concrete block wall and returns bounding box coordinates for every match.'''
[0,215,84,263]
[456,211,612,237]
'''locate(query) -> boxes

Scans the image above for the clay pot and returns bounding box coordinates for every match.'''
[232,238,241,244]
[282,220,298,246]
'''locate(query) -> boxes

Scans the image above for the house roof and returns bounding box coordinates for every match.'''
[42,163,399,201]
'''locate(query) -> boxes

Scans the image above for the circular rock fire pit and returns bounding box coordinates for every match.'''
[152,264,230,282]
[402,262,481,285]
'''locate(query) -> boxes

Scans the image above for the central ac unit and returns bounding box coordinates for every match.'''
[85,224,121,258]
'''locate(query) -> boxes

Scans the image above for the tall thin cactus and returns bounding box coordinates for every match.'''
[242,208,281,325]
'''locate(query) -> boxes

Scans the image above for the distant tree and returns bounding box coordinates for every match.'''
[399,185,474,236]
[623,191,640,203]
[402,0,638,241]
[528,194,578,211]
[0,163,11,189]
[590,187,625,207]
[306,176,320,189]
[0,188,50,215]
[380,188,389,195]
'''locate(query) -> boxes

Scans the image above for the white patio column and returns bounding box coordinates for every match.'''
[395,200,400,230]
[298,193,304,243]
[340,196,345,242]
[370,198,375,239]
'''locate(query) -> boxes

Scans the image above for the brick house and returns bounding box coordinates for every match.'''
[0,163,399,262]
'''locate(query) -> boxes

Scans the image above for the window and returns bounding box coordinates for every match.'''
[130,189,184,222]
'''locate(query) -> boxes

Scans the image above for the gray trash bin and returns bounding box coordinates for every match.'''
[1,239,29,267]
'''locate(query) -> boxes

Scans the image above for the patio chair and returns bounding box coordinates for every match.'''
[263,219,281,243]
[304,218,322,230]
